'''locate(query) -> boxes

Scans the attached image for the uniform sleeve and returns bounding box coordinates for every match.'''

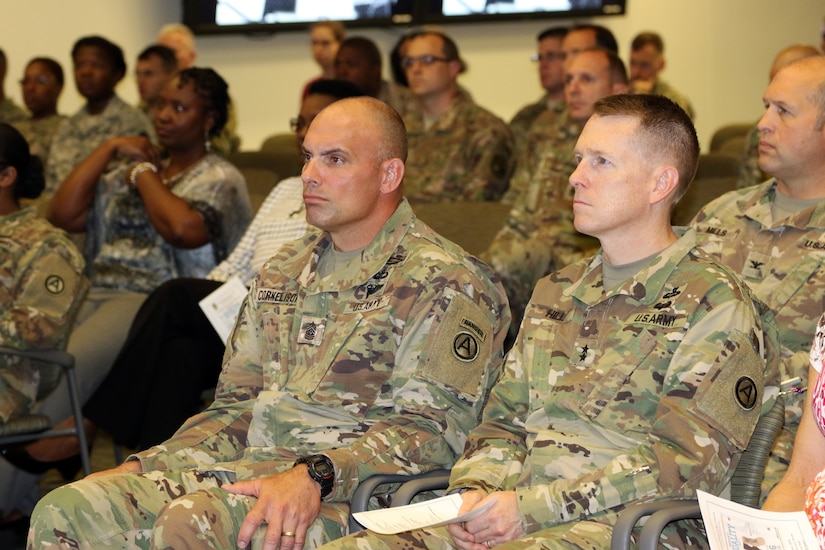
[134,283,264,471]
[321,276,511,501]
[463,120,515,202]
[451,296,773,533]
[0,238,85,351]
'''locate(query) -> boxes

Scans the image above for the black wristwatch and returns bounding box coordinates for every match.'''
[295,454,335,499]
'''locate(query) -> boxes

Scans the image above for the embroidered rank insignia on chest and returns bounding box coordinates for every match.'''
[297,315,326,346]
[742,250,769,281]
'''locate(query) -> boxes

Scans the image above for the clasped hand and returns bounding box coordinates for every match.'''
[446,490,525,549]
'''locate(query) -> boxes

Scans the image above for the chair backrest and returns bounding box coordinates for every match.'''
[709,123,754,153]
[672,153,740,226]
[227,151,282,213]
[412,201,511,257]
[259,133,303,179]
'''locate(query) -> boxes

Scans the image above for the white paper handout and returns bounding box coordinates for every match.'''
[352,493,495,535]
[198,275,248,343]
[697,490,818,549]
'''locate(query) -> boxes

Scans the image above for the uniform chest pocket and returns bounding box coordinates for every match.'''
[576,328,659,427]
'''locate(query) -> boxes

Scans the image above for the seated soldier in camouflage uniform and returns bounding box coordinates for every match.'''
[0,122,86,434]
[320,94,780,549]
[28,96,511,549]
[401,30,515,203]
[485,47,628,343]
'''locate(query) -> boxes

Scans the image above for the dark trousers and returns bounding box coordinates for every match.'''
[82,278,226,450]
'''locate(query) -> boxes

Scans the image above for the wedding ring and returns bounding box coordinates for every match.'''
[281,531,296,537]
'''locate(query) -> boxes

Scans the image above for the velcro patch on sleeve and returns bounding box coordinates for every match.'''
[18,253,82,320]
[419,289,493,402]
[695,329,764,451]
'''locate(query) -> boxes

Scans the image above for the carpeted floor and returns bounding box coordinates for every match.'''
[0,431,127,549]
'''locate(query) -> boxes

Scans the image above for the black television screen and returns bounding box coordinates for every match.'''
[183,0,627,35]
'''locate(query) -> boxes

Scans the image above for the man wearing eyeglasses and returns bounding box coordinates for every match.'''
[400,30,515,203]
[509,26,569,153]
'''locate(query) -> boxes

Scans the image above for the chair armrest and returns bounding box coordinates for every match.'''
[349,470,451,532]
[638,502,702,550]
[0,346,74,369]
[610,500,694,550]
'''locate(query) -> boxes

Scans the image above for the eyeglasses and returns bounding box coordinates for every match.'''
[531,52,566,63]
[400,55,452,68]
[290,117,308,132]
[19,76,54,86]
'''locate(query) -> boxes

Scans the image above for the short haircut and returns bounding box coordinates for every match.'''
[138,44,179,73]
[310,20,346,42]
[537,26,569,42]
[783,56,825,130]
[26,57,64,86]
[307,78,366,100]
[71,35,127,76]
[337,36,382,66]
[631,32,664,53]
[332,97,407,163]
[579,47,628,87]
[0,122,45,201]
[593,94,699,203]
[571,23,619,54]
[177,67,230,136]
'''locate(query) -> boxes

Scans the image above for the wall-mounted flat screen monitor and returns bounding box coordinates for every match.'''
[183,0,627,35]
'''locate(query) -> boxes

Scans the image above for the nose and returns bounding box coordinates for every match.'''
[301,155,318,186]
[569,162,585,188]
[756,108,772,135]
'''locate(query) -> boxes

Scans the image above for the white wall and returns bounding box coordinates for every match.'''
[0,0,822,152]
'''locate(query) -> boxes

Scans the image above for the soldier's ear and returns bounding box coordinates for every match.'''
[380,158,404,194]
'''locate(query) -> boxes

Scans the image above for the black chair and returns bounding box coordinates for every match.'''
[0,346,91,476]
[610,396,785,550]
[349,469,452,533]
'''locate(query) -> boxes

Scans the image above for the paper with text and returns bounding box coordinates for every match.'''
[352,493,495,535]
[198,275,248,343]
[697,490,818,549]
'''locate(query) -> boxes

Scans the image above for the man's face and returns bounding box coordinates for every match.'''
[629,44,664,83]
[73,45,122,102]
[310,26,340,71]
[561,28,597,65]
[334,46,380,96]
[757,64,825,185]
[136,55,173,103]
[569,114,658,242]
[20,60,62,116]
[536,35,566,94]
[564,50,616,123]
[300,102,387,242]
[403,35,458,99]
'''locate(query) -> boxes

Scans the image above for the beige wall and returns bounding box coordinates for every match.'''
[1,0,822,152]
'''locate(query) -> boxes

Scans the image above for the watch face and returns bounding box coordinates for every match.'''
[312,456,335,479]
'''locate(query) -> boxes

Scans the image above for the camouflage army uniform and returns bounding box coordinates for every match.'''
[12,114,66,168]
[649,79,695,120]
[692,179,825,500]
[403,89,515,203]
[44,94,153,198]
[508,95,565,159]
[0,97,26,124]
[486,111,599,339]
[323,227,779,550]
[29,199,511,549]
[736,125,765,189]
[377,79,415,119]
[0,207,86,423]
